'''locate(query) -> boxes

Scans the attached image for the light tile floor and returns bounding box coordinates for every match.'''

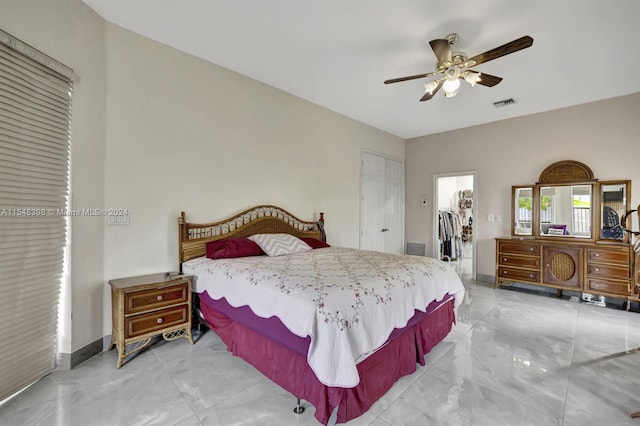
[3,275,640,425]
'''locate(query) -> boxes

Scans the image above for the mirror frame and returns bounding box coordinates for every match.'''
[597,180,632,242]
[509,160,605,241]
[511,185,534,237]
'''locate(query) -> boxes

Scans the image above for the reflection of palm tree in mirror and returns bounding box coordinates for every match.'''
[518,197,532,210]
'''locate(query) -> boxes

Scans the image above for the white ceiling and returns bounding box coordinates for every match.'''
[82,0,640,139]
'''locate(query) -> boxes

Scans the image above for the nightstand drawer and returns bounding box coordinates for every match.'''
[498,267,540,283]
[125,305,189,338]
[125,282,189,314]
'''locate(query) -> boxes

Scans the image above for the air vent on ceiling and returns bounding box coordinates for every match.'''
[491,98,516,108]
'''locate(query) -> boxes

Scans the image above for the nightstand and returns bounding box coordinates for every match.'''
[108,272,194,368]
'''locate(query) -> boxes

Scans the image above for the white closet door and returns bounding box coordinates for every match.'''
[360,152,404,254]
[384,158,405,254]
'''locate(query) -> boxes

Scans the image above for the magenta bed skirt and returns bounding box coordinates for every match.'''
[199,294,456,424]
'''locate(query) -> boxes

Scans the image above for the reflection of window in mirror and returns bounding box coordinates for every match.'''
[539,185,591,238]
[513,187,533,235]
[539,187,555,234]
[600,183,626,240]
[572,185,591,237]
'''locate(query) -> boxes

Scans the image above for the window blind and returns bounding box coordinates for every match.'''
[0,29,73,401]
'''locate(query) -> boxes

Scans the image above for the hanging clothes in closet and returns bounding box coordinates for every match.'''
[438,210,463,260]
[458,189,473,245]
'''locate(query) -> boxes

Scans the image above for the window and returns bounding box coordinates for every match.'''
[0,29,73,401]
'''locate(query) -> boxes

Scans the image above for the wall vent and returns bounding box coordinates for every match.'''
[491,98,516,108]
[406,242,426,256]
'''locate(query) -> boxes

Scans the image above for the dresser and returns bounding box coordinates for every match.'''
[499,160,640,304]
[496,238,639,301]
[108,272,194,368]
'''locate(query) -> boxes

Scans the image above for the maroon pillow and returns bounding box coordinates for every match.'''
[206,238,265,259]
[301,237,330,249]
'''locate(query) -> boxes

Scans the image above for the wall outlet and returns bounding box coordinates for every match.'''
[420,195,429,207]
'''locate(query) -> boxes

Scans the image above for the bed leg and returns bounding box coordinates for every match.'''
[293,398,305,414]
[192,292,204,332]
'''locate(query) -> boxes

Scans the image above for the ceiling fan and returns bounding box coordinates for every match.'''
[384,33,534,101]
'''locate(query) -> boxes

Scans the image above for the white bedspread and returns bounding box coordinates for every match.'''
[183,246,465,387]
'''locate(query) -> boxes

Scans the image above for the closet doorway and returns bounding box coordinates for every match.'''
[434,172,477,280]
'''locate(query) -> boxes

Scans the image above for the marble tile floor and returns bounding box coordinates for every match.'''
[3,279,640,426]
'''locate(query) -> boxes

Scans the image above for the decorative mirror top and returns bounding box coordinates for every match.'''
[538,160,595,184]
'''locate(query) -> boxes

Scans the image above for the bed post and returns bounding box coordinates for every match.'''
[178,211,186,273]
[318,212,326,242]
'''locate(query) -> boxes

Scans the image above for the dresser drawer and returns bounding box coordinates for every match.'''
[587,247,629,265]
[585,278,631,296]
[125,282,189,314]
[498,254,540,269]
[125,305,189,338]
[498,267,540,283]
[586,264,629,280]
[499,241,540,256]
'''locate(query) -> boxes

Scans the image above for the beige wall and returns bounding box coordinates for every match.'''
[3,2,639,354]
[406,93,640,279]
[102,24,404,334]
[0,0,107,353]
[0,5,404,352]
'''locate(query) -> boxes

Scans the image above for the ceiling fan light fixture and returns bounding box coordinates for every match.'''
[464,71,482,87]
[424,80,440,95]
[444,88,458,98]
[442,77,460,94]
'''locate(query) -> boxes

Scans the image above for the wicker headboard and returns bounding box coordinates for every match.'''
[178,205,325,268]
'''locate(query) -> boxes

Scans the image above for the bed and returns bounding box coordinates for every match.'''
[178,205,465,424]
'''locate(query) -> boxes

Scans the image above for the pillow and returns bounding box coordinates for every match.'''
[547,228,565,236]
[549,224,568,235]
[206,238,265,259]
[248,233,312,257]
[301,237,331,249]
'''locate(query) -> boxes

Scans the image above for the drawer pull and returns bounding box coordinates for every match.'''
[503,258,508,262]
[157,295,163,301]
[157,318,163,324]
[594,253,600,257]
[529,274,534,278]
[529,248,534,252]
[503,271,508,275]
[594,268,600,272]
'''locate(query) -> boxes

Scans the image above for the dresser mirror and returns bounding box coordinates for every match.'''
[537,184,593,238]
[598,180,630,241]
[512,186,533,236]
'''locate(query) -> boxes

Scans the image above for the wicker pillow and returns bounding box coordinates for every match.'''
[248,233,312,257]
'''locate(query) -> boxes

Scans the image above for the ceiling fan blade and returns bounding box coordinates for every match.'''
[420,79,443,101]
[465,35,533,67]
[384,72,437,84]
[429,39,453,65]
[476,72,503,87]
